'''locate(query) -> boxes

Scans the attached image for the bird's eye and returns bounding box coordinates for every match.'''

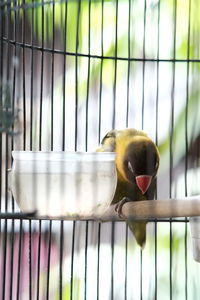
[128,161,134,173]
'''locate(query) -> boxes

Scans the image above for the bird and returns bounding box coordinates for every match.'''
[97,128,160,249]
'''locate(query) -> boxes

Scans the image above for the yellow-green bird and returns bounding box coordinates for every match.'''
[97,128,160,249]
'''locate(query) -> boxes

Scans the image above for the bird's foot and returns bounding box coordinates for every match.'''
[115,197,132,219]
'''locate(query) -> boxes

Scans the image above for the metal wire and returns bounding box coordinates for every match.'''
[169,1,177,298]
[0,1,4,224]
[112,0,118,130]
[96,223,101,300]
[141,0,146,131]
[75,0,81,151]
[0,0,199,299]
[84,221,89,300]
[111,221,115,300]
[154,0,161,298]
[70,221,76,300]
[16,220,23,300]
[97,0,104,144]
[36,220,42,300]
[28,220,32,300]
[3,36,200,62]
[39,0,44,151]
[184,1,192,299]
[62,0,68,150]
[46,221,52,300]
[85,0,91,151]
[124,224,128,300]
[126,0,131,128]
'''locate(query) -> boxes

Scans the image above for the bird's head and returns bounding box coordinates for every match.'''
[117,136,159,194]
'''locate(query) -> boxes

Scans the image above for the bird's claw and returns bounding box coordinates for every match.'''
[115,197,131,219]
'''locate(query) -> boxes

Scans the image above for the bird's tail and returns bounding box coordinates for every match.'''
[127,221,147,249]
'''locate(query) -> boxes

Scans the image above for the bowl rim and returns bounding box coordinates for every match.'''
[11,151,116,162]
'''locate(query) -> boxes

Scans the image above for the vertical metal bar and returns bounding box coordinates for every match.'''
[126,0,131,128]
[140,1,147,299]
[96,0,104,293]
[59,221,64,300]
[84,1,91,295]
[98,0,104,144]
[85,0,91,152]
[141,0,147,130]
[46,0,56,297]
[28,3,35,299]
[50,0,55,151]
[170,0,177,200]
[0,4,5,263]
[111,1,118,296]
[169,225,173,300]
[124,0,132,298]
[62,0,68,151]
[9,220,15,300]
[96,223,101,300]
[22,0,26,151]
[0,0,4,221]
[155,1,160,299]
[59,1,68,299]
[5,0,11,207]
[39,0,44,151]
[36,220,42,300]
[140,249,143,300]
[124,224,128,300]
[73,3,81,297]
[2,221,7,300]
[4,2,10,220]
[0,5,5,300]
[10,49,16,296]
[75,0,81,151]
[184,1,191,299]
[29,220,32,300]
[46,220,52,300]
[22,1,33,298]
[112,0,118,130]
[30,0,34,151]
[15,3,23,297]
[111,221,115,300]
[169,1,177,299]
[70,221,76,300]
[154,216,157,300]
[16,220,23,300]
[84,221,89,300]
[11,0,17,157]
[2,2,12,298]
[33,1,43,298]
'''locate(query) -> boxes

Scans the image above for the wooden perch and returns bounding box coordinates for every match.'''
[59,195,200,221]
[3,196,200,221]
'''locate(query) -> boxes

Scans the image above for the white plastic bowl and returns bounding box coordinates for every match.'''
[10,151,117,216]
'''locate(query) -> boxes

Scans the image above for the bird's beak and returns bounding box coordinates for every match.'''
[136,175,152,194]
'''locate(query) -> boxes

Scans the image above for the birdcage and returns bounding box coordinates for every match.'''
[1,0,200,299]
